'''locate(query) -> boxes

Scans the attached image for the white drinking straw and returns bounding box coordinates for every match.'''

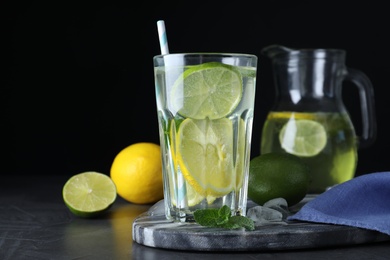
[156,20,189,211]
[157,20,169,55]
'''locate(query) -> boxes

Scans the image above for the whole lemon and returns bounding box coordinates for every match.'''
[248,153,311,207]
[110,142,163,204]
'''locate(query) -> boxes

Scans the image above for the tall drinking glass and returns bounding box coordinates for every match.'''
[154,53,258,222]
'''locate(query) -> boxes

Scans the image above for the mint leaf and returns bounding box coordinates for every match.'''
[219,205,232,217]
[193,206,255,231]
[216,205,231,225]
[223,216,255,231]
[193,208,220,227]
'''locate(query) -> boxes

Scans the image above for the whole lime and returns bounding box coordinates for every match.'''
[248,153,311,207]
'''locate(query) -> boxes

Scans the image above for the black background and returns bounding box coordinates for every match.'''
[2,1,389,178]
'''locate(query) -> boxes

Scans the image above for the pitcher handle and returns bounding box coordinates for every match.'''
[345,68,377,149]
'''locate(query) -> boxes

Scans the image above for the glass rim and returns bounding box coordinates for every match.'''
[153,52,258,59]
[266,49,346,60]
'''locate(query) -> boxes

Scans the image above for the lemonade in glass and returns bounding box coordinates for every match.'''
[154,53,257,222]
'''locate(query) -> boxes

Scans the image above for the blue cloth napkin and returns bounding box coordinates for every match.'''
[288,171,390,236]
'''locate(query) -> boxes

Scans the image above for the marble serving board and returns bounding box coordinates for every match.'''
[132,199,390,251]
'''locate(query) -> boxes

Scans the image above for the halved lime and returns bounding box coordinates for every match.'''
[170,62,242,120]
[279,119,327,157]
[176,118,235,198]
[63,171,117,218]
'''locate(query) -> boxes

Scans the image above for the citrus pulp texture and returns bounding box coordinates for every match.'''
[63,171,117,218]
[171,62,242,120]
[176,118,236,198]
[279,119,327,157]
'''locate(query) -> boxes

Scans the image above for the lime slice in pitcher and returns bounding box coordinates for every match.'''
[170,62,242,119]
[279,119,327,157]
[176,118,235,198]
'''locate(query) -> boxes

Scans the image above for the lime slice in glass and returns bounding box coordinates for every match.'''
[63,171,117,218]
[279,119,327,157]
[176,118,235,198]
[171,62,242,119]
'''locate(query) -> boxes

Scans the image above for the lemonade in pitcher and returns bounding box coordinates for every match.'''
[260,45,376,194]
[154,54,257,222]
[261,111,358,193]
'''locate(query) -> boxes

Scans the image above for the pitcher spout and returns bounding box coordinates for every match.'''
[261,44,295,58]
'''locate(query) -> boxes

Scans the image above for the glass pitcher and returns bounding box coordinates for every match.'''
[260,45,376,194]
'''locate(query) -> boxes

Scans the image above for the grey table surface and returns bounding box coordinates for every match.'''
[1,174,390,260]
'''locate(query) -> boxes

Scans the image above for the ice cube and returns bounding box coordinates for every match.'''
[247,206,287,226]
[263,198,291,218]
[147,199,165,216]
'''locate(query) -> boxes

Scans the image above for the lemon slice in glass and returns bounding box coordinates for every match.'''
[63,171,117,218]
[176,118,235,198]
[170,62,242,120]
[168,118,206,207]
[169,118,218,206]
[279,119,327,157]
